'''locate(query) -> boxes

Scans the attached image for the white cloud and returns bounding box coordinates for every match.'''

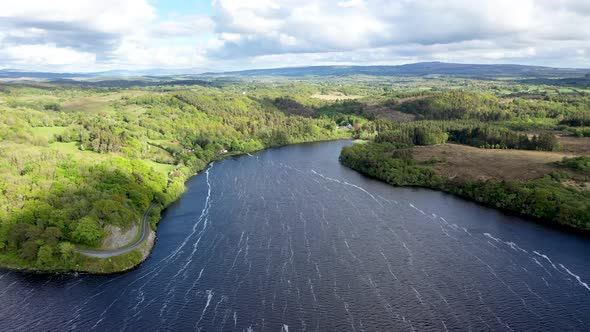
[0,0,589,71]
[0,0,156,34]
[0,44,95,67]
[205,0,590,68]
[0,0,216,71]
[337,0,366,8]
[152,16,215,38]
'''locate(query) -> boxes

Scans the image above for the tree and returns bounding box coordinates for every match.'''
[58,242,75,261]
[37,245,54,267]
[42,227,61,247]
[20,241,39,260]
[8,223,42,250]
[72,216,104,246]
[0,224,9,251]
[537,132,559,151]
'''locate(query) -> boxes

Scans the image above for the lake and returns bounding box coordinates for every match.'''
[1,140,589,331]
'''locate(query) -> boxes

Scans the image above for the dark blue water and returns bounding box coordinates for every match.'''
[1,140,589,331]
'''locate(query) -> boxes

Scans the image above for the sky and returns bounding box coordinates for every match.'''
[0,0,589,72]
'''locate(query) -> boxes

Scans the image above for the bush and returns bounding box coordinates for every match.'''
[559,156,590,173]
[72,216,105,246]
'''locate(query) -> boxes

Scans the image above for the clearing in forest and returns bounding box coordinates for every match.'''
[412,143,576,181]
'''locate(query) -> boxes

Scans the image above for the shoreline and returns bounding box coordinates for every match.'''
[353,171,590,237]
[0,136,352,275]
[338,155,590,237]
[75,202,157,258]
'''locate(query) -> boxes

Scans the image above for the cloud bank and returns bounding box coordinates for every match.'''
[0,0,588,71]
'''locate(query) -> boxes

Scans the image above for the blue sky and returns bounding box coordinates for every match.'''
[0,0,589,72]
[154,0,214,20]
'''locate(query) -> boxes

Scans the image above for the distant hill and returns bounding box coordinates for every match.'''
[47,78,216,88]
[214,62,589,78]
[0,69,91,79]
[1,62,588,80]
[0,67,210,79]
[518,74,590,89]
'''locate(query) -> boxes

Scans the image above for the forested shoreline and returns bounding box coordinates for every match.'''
[0,84,352,272]
[340,140,590,232]
[338,85,589,233]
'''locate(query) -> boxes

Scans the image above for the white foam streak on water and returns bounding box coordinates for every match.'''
[165,164,214,262]
[408,203,426,215]
[343,181,383,207]
[483,233,528,254]
[484,233,501,243]
[91,294,122,330]
[314,262,322,280]
[0,281,16,297]
[559,264,590,291]
[533,251,559,271]
[487,241,499,250]
[308,278,318,304]
[440,225,452,238]
[380,251,399,281]
[532,257,553,277]
[196,289,214,329]
[411,286,424,305]
[159,166,215,316]
[127,165,216,326]
[507,242,528,254]
[343,302,357,332]
[310,169,340,183]
[197,268,204,281]
[311,169,383,207]
[402,242,413,263]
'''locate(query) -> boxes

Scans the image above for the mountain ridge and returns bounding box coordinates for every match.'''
[210,61,589,78]
[1,61,588,79]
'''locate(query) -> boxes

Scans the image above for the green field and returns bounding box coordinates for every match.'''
[30,126,67,139]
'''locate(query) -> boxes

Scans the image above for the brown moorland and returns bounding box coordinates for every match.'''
[411,143,578,181]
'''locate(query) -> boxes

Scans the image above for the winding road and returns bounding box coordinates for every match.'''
[74,203,156,258]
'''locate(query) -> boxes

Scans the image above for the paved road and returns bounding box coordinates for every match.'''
[75,203,156,258]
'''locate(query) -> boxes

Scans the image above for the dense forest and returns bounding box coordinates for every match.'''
[0,84,351,271]
[364,120,559,151]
